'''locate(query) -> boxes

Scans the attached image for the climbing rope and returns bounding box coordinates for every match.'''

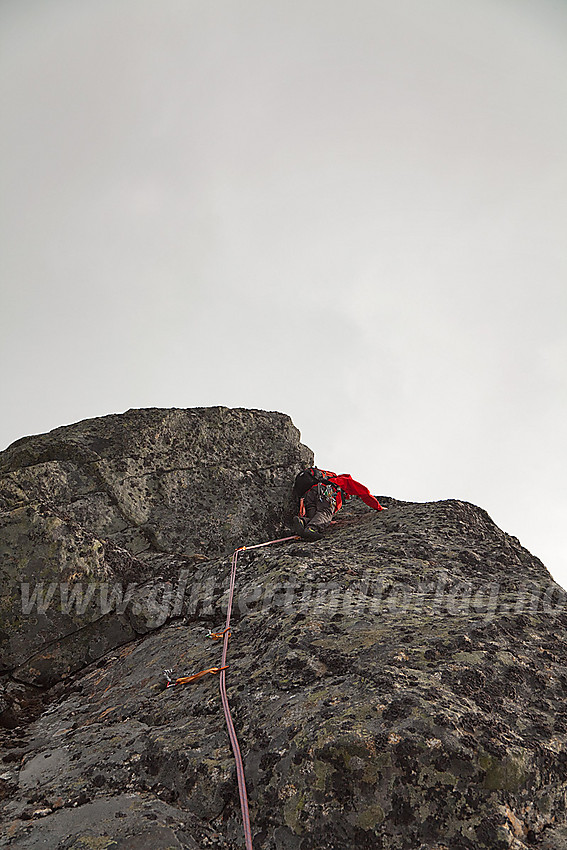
[164,533,300,850]
[219,535,299,850]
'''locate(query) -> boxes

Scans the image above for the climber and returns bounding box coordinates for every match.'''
[291,467,385,541]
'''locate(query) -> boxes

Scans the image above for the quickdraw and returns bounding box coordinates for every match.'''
[163,665,228,687]
[208,626,231,640]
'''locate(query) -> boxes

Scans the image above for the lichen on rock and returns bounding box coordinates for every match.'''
[1,407,567,849]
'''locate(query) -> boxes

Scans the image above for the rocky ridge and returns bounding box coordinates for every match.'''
[1,407,567,850]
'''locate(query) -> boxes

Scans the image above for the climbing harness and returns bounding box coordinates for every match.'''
[163,533,299,850]
[293,467,345,515]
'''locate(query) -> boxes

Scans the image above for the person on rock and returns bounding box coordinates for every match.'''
[291,467,385,541]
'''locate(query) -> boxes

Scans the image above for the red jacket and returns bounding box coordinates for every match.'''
[328,474,384,512]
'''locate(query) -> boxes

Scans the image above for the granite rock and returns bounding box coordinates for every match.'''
[0,407,311,687]
[1,408,567,849]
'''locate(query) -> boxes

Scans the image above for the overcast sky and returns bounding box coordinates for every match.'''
[1,0,566,585]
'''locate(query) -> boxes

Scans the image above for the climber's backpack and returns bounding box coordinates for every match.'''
[292,467,338,499]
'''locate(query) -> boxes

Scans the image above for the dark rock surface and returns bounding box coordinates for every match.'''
[1,407,567,849]
[0,407,311,687]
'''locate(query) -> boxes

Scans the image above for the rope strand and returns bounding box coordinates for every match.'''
[163,534,300,850]
[219,535,299,850]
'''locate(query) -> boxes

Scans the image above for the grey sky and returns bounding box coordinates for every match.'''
[1,0,566,583]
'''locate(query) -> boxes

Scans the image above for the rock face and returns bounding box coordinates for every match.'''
[0,407,312,686]
[1,407,567,850]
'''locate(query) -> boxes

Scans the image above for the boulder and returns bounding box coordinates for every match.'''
[0,407,312,687]
[0,406,313,557]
